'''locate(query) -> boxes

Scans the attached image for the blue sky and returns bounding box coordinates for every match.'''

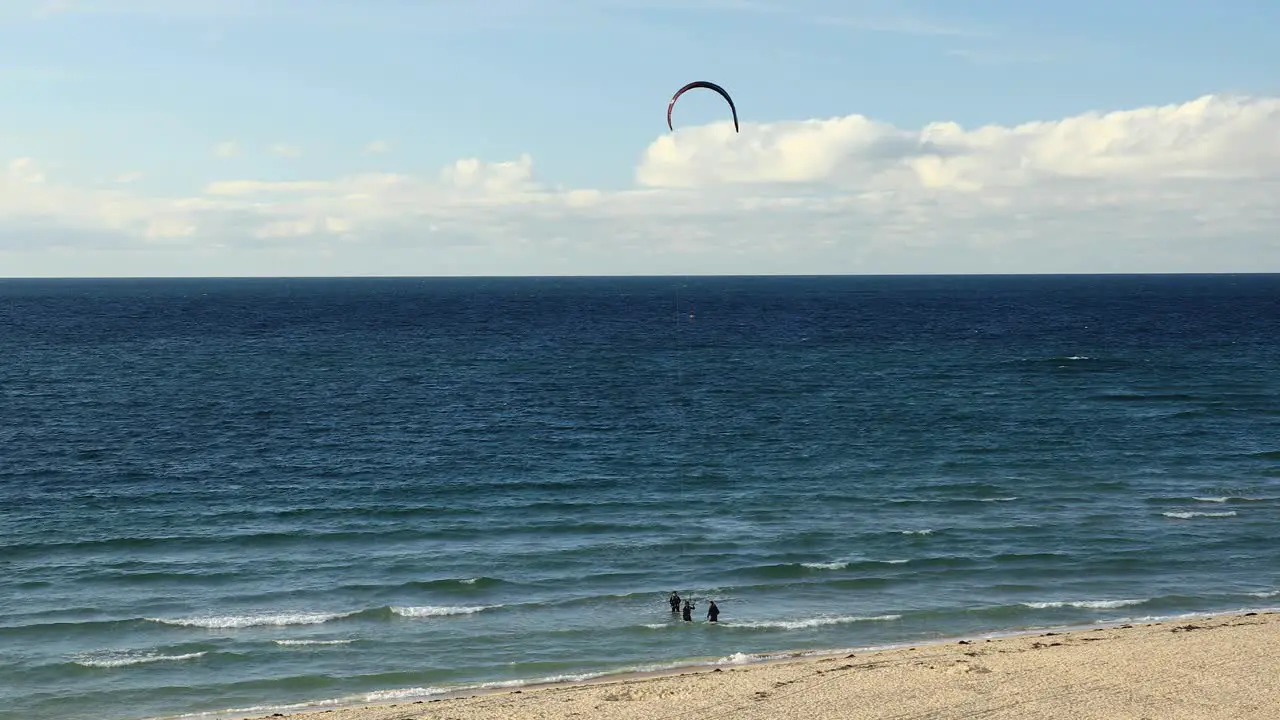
[2,0,1279,276]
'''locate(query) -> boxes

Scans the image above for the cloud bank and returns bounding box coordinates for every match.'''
[3,93,1279,276]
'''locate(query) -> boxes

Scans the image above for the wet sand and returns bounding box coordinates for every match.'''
[253,610,1280,720]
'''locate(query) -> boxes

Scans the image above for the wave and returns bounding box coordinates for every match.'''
[1146,495,1269,505]
[146,612,357,629]
[389,605,497,618]
[1162,511,1237,519]
[338,576,514,594]
[742,559,915,578]
[890,491,1018,504]
[4,526,495,561]
[723,614,901,631]
[273,639,355,646]
[800,561,849,571]
[145,603,502,630]
[72,650,207,668]
[80,570,244,586]
[1022,599,1148,610]
[151,666,660,720]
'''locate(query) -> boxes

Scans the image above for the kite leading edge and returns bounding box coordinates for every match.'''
[667,81,739,133]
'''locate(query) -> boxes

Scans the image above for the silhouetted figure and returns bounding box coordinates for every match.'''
[669,591,681,613]
[682,599,694,622]
[706,600,720,623]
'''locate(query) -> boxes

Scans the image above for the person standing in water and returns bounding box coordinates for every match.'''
[682,599,694,622]
[706,600,720,623]
[669,592,681,613]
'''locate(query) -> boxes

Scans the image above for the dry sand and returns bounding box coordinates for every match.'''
[254,611,1279,720]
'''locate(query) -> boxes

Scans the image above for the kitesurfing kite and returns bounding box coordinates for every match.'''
[666,81,739,133]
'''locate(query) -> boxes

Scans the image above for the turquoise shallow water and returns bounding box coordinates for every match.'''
[1,275,1278,720]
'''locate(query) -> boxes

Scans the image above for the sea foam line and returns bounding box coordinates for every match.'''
[725,614,902,630]
[800,561,849,571]
[389,605,497,618]
[1022,599,1148,610]
[1162,511,1237,519]
[273,639,355,646]
[147,612,354,629]
[150,608,1275,720]
[1191,496,1267,503]
[73,651,207,668]
[799,558,909,571]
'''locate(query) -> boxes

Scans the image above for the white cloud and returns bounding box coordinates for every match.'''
[637,94,1280,190]
[440,154,536,194]
[205,180,330,196]
[213,141,240,158]
[3,93,1279,276]
[270,143,302,158]
[114,171,143,183]
[364,140,392,155]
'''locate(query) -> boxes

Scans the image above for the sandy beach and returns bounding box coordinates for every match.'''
[251,611,1279,720]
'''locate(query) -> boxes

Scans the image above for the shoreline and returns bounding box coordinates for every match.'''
[205,606,1280,720]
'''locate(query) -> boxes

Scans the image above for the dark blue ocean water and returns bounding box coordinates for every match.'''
[2,275,1278,720]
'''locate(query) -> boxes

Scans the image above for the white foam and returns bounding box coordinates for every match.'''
[1246,590,1279,598]
[979,497,1019,502]
[73,651,206,668]
[1023,599,1147,610]
[1162,511,1237,519]
[1192,496,1266,503]
[801,561,849,570]
[900,529,933,536]
[390,605,494,618]
[357,687,447,702]
[148,612,351,629]
[727,614,901,630]
[273,639,355,646]
[474,672,603,690]
[460,578,479,585]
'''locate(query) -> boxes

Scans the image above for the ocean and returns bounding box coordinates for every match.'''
[1,274,1277,720]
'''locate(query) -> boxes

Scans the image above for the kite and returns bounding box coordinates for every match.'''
[666,81,739,133]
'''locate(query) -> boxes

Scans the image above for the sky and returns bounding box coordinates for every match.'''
[2,0,1279,277]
